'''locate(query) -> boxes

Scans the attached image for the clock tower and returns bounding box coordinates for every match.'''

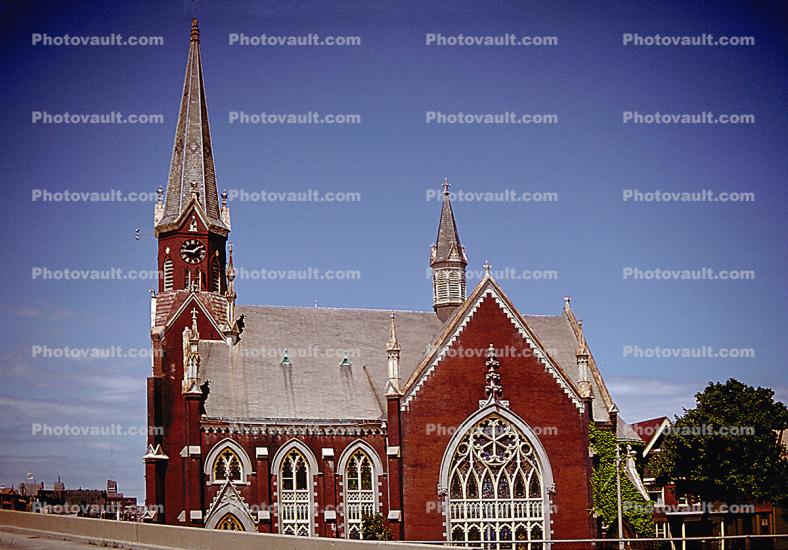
[153,18,230,294]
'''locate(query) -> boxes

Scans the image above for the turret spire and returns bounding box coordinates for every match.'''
[430,177,468,321]
[156,18,225,235]
[385,313,401,396]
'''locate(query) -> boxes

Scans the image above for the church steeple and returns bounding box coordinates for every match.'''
[430,177,468,321]
[154,19,229,296]
[155,18,227,235]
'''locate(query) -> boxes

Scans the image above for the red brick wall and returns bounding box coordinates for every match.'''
[400,295,594,542]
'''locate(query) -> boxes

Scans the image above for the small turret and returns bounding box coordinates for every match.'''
[430,177,468,321]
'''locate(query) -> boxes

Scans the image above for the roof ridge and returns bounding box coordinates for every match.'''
[237,304,435,314]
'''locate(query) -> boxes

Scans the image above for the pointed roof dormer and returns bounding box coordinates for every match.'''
[156,18,227,237]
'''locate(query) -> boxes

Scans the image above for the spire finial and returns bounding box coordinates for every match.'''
[483,260,492,275]
[221,190,228,208]
[387,312,401,352]
[563,296,572,310]
[190,18,200,43]
[442,177,450,195]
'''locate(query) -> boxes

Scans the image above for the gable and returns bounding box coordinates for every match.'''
[400,277,584,414]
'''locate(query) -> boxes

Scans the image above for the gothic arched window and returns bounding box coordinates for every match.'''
[213,448,242,482]
[216,513,244,530]
[447,414,545,549]
[344,449,377,539]
[279,449,312,537]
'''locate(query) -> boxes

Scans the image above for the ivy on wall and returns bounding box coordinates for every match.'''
[589,423,655,537]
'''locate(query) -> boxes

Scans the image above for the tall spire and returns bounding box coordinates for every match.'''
[432,178,466,265]
[156,18,226,234]
[430,177,468,321]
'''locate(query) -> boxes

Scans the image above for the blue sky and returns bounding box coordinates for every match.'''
[0,0,785,499]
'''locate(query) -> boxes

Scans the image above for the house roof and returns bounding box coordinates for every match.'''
[200,292,616,424]
[632,416,669,444]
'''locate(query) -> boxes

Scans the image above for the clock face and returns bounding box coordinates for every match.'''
[180,239,206,264]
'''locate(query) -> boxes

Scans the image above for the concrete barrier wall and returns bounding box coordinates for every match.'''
[0,510,453,550]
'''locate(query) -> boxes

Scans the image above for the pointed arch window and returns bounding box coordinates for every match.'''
[447,414,545,549]
[163,258,173,291]
[279,449,312,537]
[344,449,377,539]
[216,513,244,531]
[213,448,242,482]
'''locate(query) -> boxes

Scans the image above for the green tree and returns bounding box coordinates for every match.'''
[589,424,655,537]
[649,379,788,507]
[360,512,393,540]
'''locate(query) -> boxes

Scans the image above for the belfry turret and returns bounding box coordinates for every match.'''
[430,178,468,321]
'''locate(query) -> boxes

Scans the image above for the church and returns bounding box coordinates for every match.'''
[144,19,641,547]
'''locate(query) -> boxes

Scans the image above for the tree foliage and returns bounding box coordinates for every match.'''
[589,423,655,537]
[648,378,788,506]
[361,512,393,540]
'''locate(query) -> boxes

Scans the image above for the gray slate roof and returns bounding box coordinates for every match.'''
[158,20,225,231]
[201,304,614,424]
[525,315,611,423]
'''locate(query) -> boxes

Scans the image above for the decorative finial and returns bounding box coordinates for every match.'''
[340,352,352,367]
[156,187,163,204]
[483,260,492,275]
[387,312,401,352]
[563,296,572,310]
[189,180,199,200]
[190,18,200,43]
[281,349,292,367]
[191,308,198,331]
[484,344,503,403]
[221,190,228,208]
[442,177,450,195]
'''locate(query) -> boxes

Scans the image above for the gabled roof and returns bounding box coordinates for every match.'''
[632,416,671,455]
[400,273,585,414]
[156,19,226,234]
